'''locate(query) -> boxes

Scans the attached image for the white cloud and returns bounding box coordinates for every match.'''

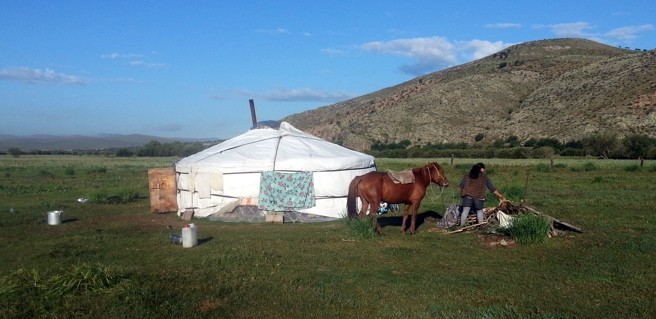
[605,24,654,42]
[102,52,164,68]
[100,53,143,59]
[460,40,513,60]
[360,37,512,76]
[320,48,348,57]
[129,61,167,68]
[548,22,595,37]
[0,67,87,84]
[361,37,457,63]
[256,28,289,35]
[485,23,521,29]
[239,87,358,102]
[360,36,458,74]
[543,21,653,45]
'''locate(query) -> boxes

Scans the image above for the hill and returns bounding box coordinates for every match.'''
[284,38,656,151]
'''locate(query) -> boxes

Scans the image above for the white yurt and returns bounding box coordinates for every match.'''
[174,121,376,222]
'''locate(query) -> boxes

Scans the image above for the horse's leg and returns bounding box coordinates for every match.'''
[358,197,369,218]
[410,203,418,235]
[401,204,411,234]
[369,201,382,234]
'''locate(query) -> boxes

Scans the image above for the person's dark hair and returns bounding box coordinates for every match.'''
[468,163,485,179]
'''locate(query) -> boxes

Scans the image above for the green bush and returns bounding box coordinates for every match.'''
[592,176,608,183]
[534,163,552,172]
[582,162,597,171]
[0,263,122,302]
[624,164,640,172]
[344,217,379,239]
[502,214,551,244]
[560,147,585,157]
[531,146,555,159]
[89,188,141,204]
[86,166,108,174]
[500,185,525,202]
[39,169,54,178]
[64,167,76,176]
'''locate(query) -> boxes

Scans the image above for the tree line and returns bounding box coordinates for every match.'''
[366,133,656,160]
[4,140,214,158]
[4,132,655,160]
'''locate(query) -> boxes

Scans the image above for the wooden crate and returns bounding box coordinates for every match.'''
[265,212,285,223]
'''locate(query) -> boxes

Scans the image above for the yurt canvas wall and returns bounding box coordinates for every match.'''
[174,121,375,220]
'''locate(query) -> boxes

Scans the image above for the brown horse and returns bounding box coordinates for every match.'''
[346,162,449,234]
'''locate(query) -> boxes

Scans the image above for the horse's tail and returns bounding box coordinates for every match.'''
[346,176,361,219]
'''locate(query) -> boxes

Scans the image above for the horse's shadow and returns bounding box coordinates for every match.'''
[377,210,443,229]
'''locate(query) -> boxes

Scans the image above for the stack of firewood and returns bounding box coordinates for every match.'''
[447,201,583,234]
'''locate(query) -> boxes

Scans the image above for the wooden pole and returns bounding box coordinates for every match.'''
[520,204,584,233]
[521,169,530,203]
[444,221,488,234]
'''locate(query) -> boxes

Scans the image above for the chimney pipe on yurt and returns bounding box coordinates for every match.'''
[249,99,257,127]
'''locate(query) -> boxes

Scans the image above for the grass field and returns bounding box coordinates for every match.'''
[1,155,655,318]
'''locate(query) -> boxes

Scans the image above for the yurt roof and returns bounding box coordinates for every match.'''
[175,121,375,174]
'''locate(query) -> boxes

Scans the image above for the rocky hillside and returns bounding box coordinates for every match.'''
[283,38,656,151]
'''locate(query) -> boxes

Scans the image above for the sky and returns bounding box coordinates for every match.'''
[1,1,654,140]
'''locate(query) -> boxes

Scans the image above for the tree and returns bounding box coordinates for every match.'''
[533,138,562,150]
[8,147,21,158]
[523,138,537,148]
[583,132,619,159]
[116,148,134,157]
[492,139,505,148]
[138,140,163,157]
[398,140,412,149]
[563,140,584,149]
[532,146,555,159]
[622,134,652,159]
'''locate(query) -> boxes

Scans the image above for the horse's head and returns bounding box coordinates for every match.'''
[427,162,449,189]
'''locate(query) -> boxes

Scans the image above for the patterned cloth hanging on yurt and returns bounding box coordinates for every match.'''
[258,171,315,211]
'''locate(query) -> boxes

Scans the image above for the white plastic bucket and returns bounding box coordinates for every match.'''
[48,211,63,225]
[182,223,198,248]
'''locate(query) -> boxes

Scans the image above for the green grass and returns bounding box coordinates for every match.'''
[0,155,655,318]
[501,214,551,244]
[344,215,379,239]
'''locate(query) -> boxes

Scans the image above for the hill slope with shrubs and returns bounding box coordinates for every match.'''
[284,38,656,153]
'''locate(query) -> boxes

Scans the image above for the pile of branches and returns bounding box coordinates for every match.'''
[444,201,583,235]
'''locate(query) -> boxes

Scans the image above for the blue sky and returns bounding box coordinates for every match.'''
[1,1,654,139]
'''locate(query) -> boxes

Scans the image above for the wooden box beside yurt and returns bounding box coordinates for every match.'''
[148,167,178,213]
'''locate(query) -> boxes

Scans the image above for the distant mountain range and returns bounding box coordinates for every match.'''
[0,134,220,151]
[284,38,656,151]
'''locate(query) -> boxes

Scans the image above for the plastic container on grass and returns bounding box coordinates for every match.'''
[47,210,63,225]
[182,223,198,248]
